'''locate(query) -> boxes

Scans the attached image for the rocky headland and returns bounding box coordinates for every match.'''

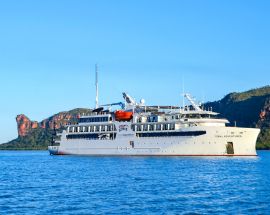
[0,108,92,150]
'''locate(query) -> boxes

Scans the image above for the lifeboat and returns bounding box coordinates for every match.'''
[115,110,133,121]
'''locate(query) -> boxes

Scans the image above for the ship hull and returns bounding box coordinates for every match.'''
[48,127,259,156]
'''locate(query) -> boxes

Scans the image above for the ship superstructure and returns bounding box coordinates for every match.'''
[48,93,260,156]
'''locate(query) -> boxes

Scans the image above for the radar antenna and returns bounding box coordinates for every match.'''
[184,93,202,111]
[123,92,136,105]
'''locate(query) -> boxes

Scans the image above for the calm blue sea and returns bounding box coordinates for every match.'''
[0,151,270,214]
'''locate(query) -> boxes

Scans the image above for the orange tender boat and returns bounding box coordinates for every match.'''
[115,110,133,121]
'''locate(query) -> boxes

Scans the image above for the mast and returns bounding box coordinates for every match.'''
[182,76,185,110]
[95,64,99,109]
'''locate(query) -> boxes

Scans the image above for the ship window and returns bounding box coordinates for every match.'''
[143,125,148,131]
[163,124,167,130]
[170,123,175,130]
[101,117,106,122]
[137,131,206,138]
[156,124,161,131]
[101,125,105,131]
[74,127,78,132]
[131,125,135,131]
[137,125,141,131]
[90,126,94,132]
[149,124,154,131]
[96,126,100,132]
[150,116,157,122]
[85,126,89,132]
[107,125,111,131]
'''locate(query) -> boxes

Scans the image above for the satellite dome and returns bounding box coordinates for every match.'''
[140,99,145,105]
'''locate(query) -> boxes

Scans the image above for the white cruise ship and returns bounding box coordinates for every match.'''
[48,92,260,156]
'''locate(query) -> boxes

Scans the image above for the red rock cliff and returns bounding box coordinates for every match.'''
[41,113,74,130]
[16,114,38,137]
[16,109,93,138]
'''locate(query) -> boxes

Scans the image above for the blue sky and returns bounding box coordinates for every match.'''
[0,0,270,143]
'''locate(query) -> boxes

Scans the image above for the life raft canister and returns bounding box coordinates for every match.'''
[115,110,133,121]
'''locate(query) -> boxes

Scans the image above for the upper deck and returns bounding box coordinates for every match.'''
[75,92,229,127]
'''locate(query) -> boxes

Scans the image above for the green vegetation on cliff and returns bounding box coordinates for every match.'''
[205,86,270,149]
[0,128,56,150]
